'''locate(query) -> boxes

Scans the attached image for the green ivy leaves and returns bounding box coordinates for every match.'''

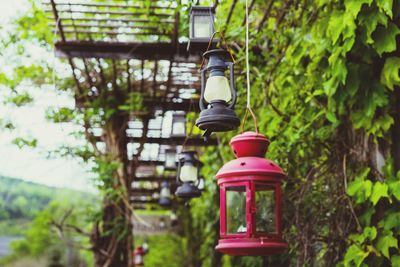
[347,168,372,203]
[347,169,394,206]
[346,163,400,266]
[372,23,400,55]
[388,180,400,200]
[370,182,389,205]
[376,231,398,258]
[376,0,393,18]
[345,0,372,18]
[343,244,370,267]
[327,10,356,44]
[381,57,400,90]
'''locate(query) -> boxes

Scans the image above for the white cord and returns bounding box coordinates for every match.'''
[245,0,251,108]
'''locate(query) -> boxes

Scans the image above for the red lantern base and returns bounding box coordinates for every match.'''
[216,238,288,256]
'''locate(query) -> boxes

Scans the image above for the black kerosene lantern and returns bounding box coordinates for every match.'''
[171,112,186,138]
[188,6,215,51]
[142,239,149,255]
[158,181,171,206]
[175,151,202,199]
[164,148,177,171]
[170,209,178,227]
[195,49,240,136]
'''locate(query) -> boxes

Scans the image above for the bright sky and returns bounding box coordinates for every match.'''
[0,0,95,192]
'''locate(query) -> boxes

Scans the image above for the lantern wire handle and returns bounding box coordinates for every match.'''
[199,31,236,71]
[240,0,259,134]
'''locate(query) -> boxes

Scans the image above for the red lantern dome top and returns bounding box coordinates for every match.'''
[230,131,270,158]
[216,132,285,181]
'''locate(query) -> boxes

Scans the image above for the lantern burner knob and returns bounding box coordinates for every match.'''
[230,131,270,158]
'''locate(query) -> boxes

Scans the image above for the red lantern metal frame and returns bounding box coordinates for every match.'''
[215,131,288,256]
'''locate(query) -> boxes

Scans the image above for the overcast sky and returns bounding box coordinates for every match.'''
[0,0,95,192]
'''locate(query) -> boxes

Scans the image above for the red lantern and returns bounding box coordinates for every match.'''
[133,246,145,266]
[215,132,288,256]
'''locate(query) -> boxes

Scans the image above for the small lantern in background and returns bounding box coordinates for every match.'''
[159,217,166,229]
[142,239,149,255]
[170,209,178,227]
[164,148,177,171]
[215,132,288,256]
[198,176,205,191]
[188,6,215,50]
[171,112,186,137]
[133,246,145,266]
[158,181,171,206]
[175,151,202,199]
[195,49,240,136]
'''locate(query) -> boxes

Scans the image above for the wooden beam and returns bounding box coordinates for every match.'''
[44,9,174,18]
[133,176,176,182]
[128,136,215,146]
[46,17,175,24]
[130,188,159,195]
[54,41,202,61]
[96,136,214,146]
[43,2,175,10]
[129,199,159,204]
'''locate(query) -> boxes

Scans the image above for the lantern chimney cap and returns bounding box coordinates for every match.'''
[230,131,270,158]
[203,49,233,62]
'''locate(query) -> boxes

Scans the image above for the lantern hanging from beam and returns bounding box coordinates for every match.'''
[188,6,215,50]
[159,217,166,229]
[215,132,288,256]
[198,176,205,191]
[158,181,171,206]
[142,239,149,255]
[171,112,186,138]
[195,49,240,136]
[175,151,202,199]
[170,209,178,227]
[133,246,145,266]
[164,148,177,171]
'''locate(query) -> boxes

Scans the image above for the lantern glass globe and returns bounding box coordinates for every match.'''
[194,15,211,38]
[180,165,198,183]
[204,76,232,103]
[165,152,176,169]
[226,186,247,234]
[160,187,171,198]
[172,121,186,136]
[255,185,275,233]
[134,255,143,265]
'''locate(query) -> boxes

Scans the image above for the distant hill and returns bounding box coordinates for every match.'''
[0,175,95,222]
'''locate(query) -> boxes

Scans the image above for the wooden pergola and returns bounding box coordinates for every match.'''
[44,0,219,214]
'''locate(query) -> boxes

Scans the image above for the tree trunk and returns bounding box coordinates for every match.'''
[91,111,133,267]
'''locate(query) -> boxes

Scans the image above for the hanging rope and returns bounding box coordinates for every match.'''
[241,0,259,133]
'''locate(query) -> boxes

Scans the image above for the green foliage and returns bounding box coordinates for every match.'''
[11,137,37,149]
[3,91,33,106]
[344,163,400,266]
[0,175,96,222]
[0,176,96,266]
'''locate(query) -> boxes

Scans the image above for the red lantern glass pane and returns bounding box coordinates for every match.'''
[255,183,275,233]
[226,186,247,234]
